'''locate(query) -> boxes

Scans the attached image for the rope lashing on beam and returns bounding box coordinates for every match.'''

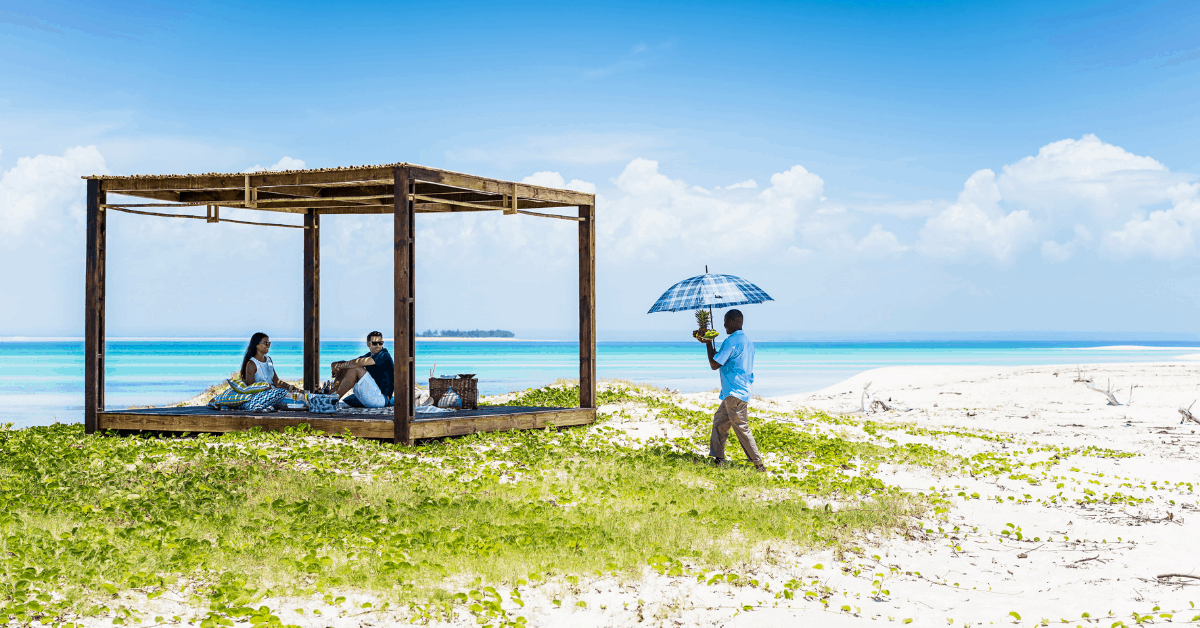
[101,205,308,229]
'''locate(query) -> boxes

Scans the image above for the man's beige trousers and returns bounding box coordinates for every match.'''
[709,395,763,466]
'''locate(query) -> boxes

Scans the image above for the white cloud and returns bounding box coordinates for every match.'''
[521,171,597,194]
[848,198,947,219]
[1040,240,1072,262]
[270,156,306,171]
[854,223,907,257]
[0,145,111,335]
[602,159,825,262]
[909,134,1198,262]
[761,165,824,208]
[0,145,106,239]
[243,156,306,173]
[1102,182,1200,259]
[722,179,758,190]
[999,134,1181,217]
[1041,224,1092,262]
[917,169,1036,262]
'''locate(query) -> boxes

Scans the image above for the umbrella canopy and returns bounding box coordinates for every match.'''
[647,273,774,313]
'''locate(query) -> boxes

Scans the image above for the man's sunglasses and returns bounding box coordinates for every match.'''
[369,341,384,346]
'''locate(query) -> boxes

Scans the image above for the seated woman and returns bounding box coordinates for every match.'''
[240,332,301,393]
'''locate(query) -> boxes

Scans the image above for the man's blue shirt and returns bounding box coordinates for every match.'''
[713,330,754,402]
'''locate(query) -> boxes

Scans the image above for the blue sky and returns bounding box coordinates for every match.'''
[2,0,1199,339]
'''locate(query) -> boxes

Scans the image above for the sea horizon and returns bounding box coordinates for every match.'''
[3,338,1200,429]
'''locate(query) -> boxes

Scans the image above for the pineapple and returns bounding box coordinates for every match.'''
[694,309,720,340]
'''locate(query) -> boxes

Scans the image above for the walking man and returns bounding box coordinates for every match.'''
[696,309,765,471]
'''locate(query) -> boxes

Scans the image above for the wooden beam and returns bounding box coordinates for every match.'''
[407,179,416,444]
[408,165,595,206]
[410,408,595,438]
[419,198,572,210]
[95,165,595,206]
[98,167,399,193]
[107,189,181,203]
[516,209,584,221]
[94,407,596,440]
[104,205,307,228]
[505,181,518,215]
[319,201,572,215]
[303,208,320,392]
[411,194,507,212]
[257,184,395,200]
[175,187,385,204]
[85,180,106,434]
[111,182,583,211]
[393,167,414,446]
[319,206,407,215]
[578,204,596,409]
[97,412,395,439]
[413,204,496,214]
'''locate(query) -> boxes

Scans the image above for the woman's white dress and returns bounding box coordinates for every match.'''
[249,356,275,385]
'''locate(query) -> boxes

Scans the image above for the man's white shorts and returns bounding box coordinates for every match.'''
[352,372,387,408]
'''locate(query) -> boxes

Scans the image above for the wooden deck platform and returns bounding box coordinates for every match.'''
[97,405,596,440]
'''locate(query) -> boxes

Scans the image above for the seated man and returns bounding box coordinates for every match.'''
[330,331,395,408]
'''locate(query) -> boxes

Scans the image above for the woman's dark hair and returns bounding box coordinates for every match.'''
[241,332,269,382]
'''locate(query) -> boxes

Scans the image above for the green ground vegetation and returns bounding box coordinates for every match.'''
[1,382,1175,627]
[0,383,932,626]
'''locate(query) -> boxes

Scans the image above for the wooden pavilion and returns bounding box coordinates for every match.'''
[82,163,596,445]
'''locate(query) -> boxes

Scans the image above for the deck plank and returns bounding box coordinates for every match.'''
[96,405,595,440]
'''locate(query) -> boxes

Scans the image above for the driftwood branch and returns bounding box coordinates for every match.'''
[850,381,909,414]
[1180,401,1199,425]
[1074,366,1091,383]
[1086,378,1122,406]
[1156,573,1200,581]
[857,382,872,413]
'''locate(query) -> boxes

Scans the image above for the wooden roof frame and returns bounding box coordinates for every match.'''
[82,163,597,444]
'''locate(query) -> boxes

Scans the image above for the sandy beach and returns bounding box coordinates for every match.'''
[68,359,1199,628]
[572,361,1200,627]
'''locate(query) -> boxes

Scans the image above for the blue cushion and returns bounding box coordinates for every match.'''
[208,387,254,409]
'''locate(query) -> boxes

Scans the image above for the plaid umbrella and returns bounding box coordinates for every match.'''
[647,273,774,313]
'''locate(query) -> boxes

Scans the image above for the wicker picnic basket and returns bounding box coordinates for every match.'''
[429,376,478,410]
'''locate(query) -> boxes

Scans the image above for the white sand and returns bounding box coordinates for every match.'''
[83,362,1200,627]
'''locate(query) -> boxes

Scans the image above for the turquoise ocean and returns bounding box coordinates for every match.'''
[2,339,1199,428]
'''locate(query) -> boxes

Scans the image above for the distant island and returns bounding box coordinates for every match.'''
[417,329,516,338]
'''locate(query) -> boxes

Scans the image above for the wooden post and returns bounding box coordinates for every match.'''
[578,203,596,409]
[303,208,320,391]
[84,180,106,434]
[393,168,415,445]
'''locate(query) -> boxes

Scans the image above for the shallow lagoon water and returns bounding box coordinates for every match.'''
[1,339,1198,428]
